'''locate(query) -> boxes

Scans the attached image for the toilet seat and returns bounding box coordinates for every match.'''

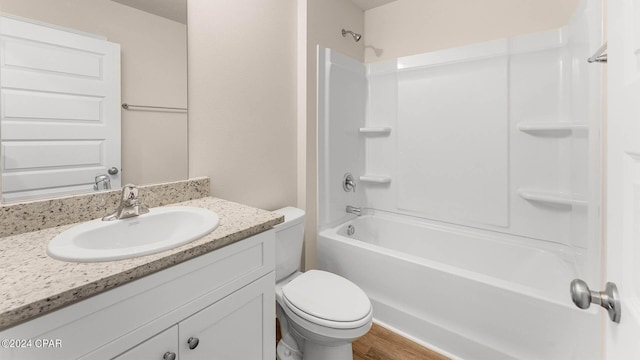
[282,270,372,329]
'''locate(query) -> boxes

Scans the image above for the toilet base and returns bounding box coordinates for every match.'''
[277,339,354,360]
[303,341,353,360]
[276,339,302,360]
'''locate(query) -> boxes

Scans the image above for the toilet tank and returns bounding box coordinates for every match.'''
[273,207,305,282]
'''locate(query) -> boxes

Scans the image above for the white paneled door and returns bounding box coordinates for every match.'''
[606,0,640,357]
[0,16,121,202]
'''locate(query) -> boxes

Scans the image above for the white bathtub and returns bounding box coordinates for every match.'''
[317,212,600,360]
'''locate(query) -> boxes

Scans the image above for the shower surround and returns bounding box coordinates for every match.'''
[317,1,603,358]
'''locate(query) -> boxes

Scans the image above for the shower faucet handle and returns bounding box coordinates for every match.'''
[343,173,356,192]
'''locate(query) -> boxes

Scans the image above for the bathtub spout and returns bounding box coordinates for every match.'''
[346,205,362,216]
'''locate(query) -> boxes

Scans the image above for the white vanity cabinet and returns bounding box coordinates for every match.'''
[114,274,274,360]
[0,230,275,360]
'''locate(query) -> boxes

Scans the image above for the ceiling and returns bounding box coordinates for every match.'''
[350,0,397,11]
[110,0,394,25]
[111,0,187,24]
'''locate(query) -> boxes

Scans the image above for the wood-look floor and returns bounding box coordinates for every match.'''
[276,320,449,360]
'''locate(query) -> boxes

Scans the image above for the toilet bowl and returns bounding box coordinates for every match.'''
[274,207,372,360]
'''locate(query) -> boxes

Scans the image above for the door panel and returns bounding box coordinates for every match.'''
[606,0,640,357]
[0,16,121,202]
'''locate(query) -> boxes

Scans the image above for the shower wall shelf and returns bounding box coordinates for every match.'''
[359,175,392,184]
[517,122,588,134]
[359,127,392,135]
[517,189,588,207]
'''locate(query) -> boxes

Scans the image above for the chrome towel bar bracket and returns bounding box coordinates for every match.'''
[588,42,608,63]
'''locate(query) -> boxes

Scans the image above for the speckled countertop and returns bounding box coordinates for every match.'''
[0,197,283,330]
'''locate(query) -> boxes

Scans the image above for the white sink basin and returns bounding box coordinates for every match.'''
[47,207,220,262]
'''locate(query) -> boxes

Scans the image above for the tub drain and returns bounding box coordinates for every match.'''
[347,225,355,236]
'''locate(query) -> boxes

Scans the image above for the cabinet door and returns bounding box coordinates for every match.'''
[113,325,178,360]
[179,273,275,360]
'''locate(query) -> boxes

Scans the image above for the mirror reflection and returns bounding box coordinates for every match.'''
[0,0,188,203]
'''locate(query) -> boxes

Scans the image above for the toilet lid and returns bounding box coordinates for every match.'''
[282,270,371,324]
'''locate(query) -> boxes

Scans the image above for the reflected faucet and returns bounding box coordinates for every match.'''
[93,174,111,191]
[346,205,361,216]
[102,184,150,221]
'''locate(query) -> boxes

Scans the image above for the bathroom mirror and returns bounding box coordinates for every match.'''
[0,0,188,203]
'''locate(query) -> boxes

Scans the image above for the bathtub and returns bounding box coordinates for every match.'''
[317,212,600,360]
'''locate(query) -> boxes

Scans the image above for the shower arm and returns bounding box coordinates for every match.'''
[341,29,362,42]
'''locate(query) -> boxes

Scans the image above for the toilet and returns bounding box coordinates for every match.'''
[274,207,373,360]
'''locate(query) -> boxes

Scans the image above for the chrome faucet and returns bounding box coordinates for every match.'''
[93,174,111,191]
[102,184,150,221]
[346,205,361,216]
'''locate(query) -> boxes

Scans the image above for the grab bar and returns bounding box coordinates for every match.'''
[588,42,607,63]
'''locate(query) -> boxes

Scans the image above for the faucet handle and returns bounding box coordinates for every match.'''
[121,184,139,203]
[103,184,147,221]
[343,173,356,192]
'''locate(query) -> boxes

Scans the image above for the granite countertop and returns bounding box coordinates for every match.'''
[0,197,284,330]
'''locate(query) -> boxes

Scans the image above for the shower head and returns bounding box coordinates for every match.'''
[342,29,362,42]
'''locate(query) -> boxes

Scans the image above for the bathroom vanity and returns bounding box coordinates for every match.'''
[0,195,282,360]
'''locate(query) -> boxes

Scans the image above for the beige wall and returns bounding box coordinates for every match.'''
[187,0,298,211]
[299,0,364,269]
[308,0,365,62]
[0,0,188,186]
[364,0,581,62]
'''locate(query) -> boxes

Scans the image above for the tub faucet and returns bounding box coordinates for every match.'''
[102,184,150,221]
[346,205,361,216]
